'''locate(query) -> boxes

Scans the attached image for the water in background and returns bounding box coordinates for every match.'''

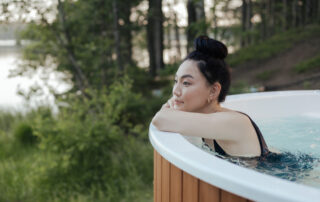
[201,114,320,189]
[0,43,71,112]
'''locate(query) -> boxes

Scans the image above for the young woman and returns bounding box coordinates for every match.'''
[152,36,269,158]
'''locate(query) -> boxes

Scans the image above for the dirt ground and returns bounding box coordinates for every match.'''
[231,37,320,91]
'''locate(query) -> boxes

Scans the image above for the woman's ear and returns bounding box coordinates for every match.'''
[210,82,221,100]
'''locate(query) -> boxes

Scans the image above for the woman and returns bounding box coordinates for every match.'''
[152,36,269,158]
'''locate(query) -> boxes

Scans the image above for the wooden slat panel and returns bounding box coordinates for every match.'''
[154,150,252,202]
[156,151,162,202]
[183,172,199,202]
[161,157,170,202]
[170,164,182,202]
[220,190,247,202]
[199,180,220,202]
[154,150,157,202]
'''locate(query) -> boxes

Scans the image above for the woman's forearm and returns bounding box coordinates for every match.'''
[152,108,183,133]
[151,108,247,141]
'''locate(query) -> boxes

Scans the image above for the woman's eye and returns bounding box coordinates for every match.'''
[183,81,191,86]
[174,79,177,84]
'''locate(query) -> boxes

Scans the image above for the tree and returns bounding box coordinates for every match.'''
[241,0,253,47]
[147,0,164,77]
[187,0,206,51]
[1,0,143,97]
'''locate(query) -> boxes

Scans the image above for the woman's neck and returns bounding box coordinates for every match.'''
[197,102,223,114]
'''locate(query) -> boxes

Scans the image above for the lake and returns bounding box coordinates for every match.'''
[0,42,70,113]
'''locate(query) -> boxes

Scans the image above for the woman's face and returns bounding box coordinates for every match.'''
[173,60,213,112]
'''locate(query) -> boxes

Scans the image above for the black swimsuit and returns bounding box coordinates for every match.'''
[203,112,269,157]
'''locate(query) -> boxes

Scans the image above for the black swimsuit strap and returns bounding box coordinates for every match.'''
[237,111,270,156]
[213,139,227,155]
[202,111,269,157]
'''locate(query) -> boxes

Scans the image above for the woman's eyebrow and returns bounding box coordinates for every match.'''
[175,74,194,79]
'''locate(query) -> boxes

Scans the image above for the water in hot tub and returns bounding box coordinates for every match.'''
[201,113,320,188]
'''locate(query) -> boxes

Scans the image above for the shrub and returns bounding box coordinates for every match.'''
[14,123,37,145]
[31,78,153,200]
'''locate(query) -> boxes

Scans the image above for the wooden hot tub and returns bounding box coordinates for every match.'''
[154,150,250,202]
[149,91,320,202]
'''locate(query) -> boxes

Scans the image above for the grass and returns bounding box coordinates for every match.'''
[229,80,251,94]
[0,139,39,201]
[227,24,320,67]
[294,53,320,73]
[0,109,154,202]
[0,133,154,202]
[256,69,276,81]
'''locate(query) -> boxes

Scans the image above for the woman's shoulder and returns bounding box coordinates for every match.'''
[215,108,251,121]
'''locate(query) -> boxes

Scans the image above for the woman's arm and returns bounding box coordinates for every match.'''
[152,107,251,141]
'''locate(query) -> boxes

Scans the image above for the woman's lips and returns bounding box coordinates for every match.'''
[174,100,184,105]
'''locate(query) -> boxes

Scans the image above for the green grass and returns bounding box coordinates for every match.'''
[229,80,251,94]
[0,132,154,202]
[228,24,320,67]
[294,54,320,73]
[0,109,154,202]
[256,69,276,81]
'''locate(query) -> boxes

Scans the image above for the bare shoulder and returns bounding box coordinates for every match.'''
[216,108,250,120]
[212,109,253,129]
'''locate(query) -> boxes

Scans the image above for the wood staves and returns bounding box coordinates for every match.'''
[153,150,254,202]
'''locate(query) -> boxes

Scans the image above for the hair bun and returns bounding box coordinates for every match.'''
[194,35,228,60]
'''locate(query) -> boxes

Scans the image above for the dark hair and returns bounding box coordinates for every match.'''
[185,35,231,102]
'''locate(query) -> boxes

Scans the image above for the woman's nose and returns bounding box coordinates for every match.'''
[173,84,181,97]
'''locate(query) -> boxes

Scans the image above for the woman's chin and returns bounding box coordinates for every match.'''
[173,104,184,110]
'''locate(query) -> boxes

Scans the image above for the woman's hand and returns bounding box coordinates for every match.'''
[161,97,174,109]
[153,97,175,129]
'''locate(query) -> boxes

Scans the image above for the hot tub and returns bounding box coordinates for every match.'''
[149,90,320,202]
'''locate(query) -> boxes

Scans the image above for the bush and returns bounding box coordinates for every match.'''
[14,123,37,145]
[30,78,153,201]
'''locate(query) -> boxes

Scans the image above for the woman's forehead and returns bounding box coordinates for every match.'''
[176,60,201,78]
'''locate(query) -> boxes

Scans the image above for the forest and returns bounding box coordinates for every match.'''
[0,0,319,201]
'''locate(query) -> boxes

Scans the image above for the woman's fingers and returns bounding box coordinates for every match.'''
[168,97,174,108]
[161,97,175,110]
[161,102,170,109]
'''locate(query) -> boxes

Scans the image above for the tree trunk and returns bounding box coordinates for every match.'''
[112,0,123,72]
[269,0,275,36]
[147,0,164,77]
[119,2,133,67]
[195,0,205,20]
[260,0,267,39]
[292,0,297,27]
[317,1,320,21]
[247,0,252,44]
[187,0,197,51]
[173,11,181,62]
[165,22,172,63]
[241,0,247,47]
[305,0,312,24]
[282,0,287,30]
[212,1,218,39]
[187,0,206,51]
[311,0,318,22]
[57,0,89,97]
[297,0,302,26]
